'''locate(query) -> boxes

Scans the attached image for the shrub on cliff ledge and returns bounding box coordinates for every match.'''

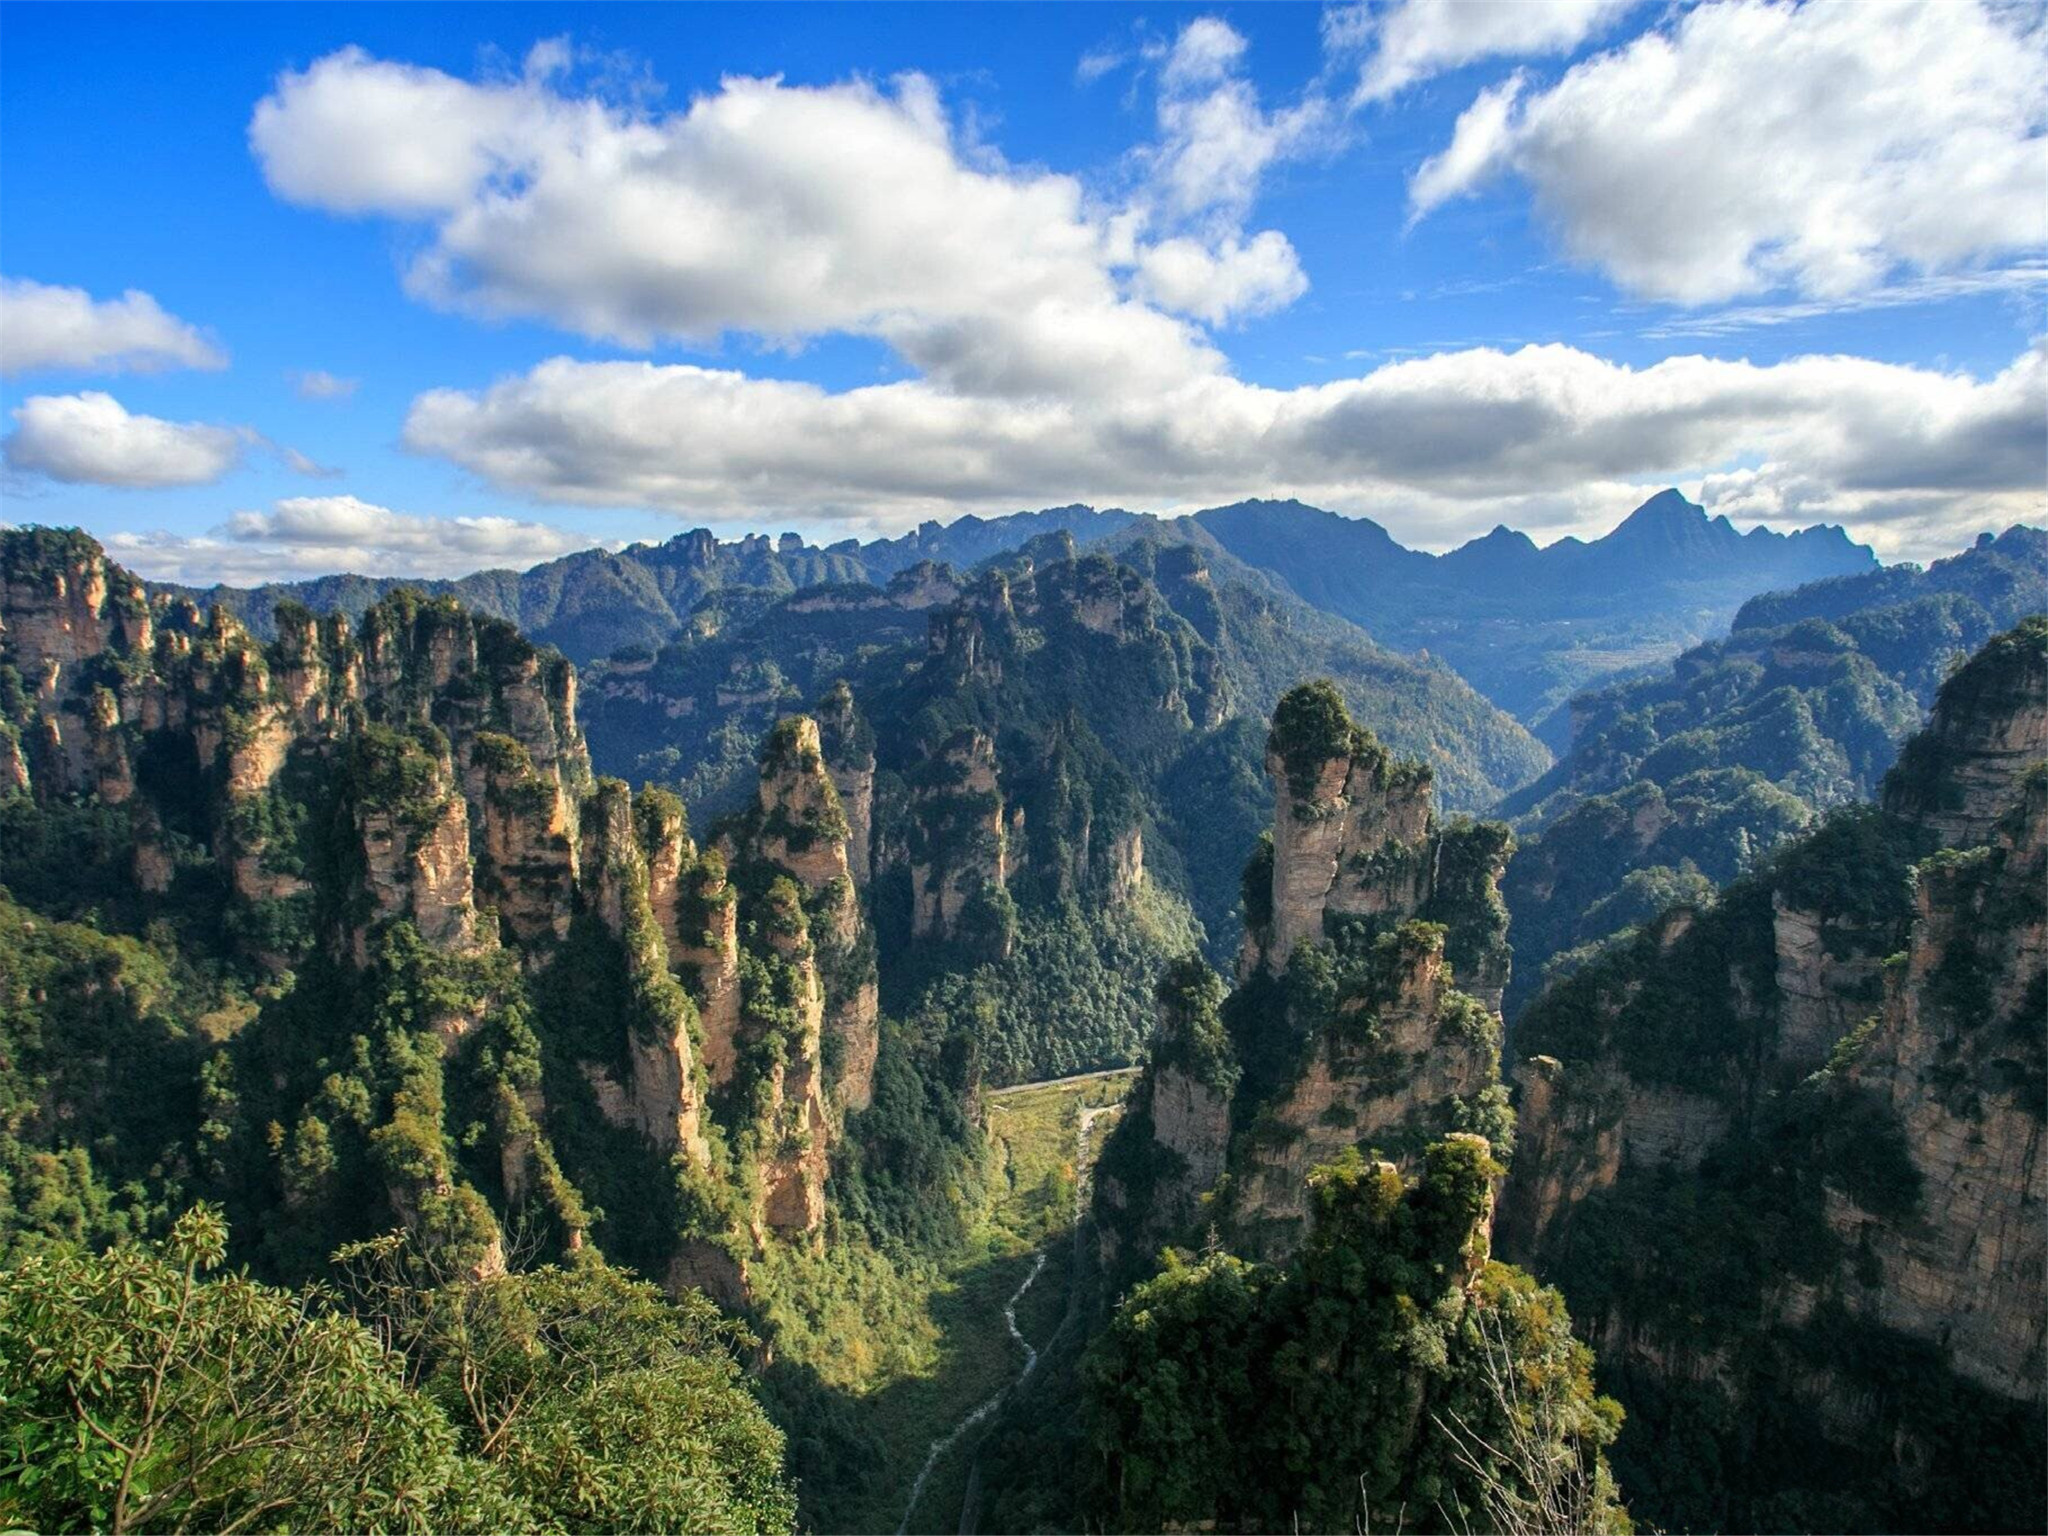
[1270,679,1372,803]
[1082,1136,1627,1534]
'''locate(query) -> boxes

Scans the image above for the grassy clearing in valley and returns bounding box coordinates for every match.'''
[885,1069,1136,1534]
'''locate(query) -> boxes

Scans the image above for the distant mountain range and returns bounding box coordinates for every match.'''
[159,490,1878,727]
[1498,523,2048,1016]
[1185,489,1876,729]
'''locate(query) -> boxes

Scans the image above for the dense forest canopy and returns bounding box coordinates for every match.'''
[1,517,2041,1535]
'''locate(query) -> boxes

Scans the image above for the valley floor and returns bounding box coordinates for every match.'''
[838,1070,1134,1535]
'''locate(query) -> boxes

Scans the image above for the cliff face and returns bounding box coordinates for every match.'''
[1098,683,1516,1268]
[743,715,879,1130]
[1815,768,2046,1399]
[0,529,876,1287]
[815,681,875,887]
[906,728,1011,946]
[1252,683,1513,1013]
[1882,616,2048,846]
[1230,925,1503,1256]
[576,779,712,1166]
[1262,742,1433,968]
[1502,617,2048,1531]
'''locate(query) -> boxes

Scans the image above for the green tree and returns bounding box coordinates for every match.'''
[336,1232,797,1534]
[0,1206,501,1534]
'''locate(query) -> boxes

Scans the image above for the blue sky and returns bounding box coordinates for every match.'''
[1,0,2042,582]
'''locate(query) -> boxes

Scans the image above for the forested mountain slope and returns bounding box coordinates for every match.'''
[579,533,1546,999]
[1057,682,1626,1532]
[1500,525,2047,1014]
[1501,618,2048,1532]
[0,527,1029,1528]
[1189,489,1876,724]
[165,491,1876,735]
[0,528,1611,1535]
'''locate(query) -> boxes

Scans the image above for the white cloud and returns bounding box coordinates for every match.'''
[4,392,244,487]
[1076,45,1129,85]
[1134,232,1307,324]
[1146,20,1328,228]
[252,31,2042,563]
[1409,0,2048,304]
[289,368,359,400]
[0,277,226,377]
[401,341,2045,558]
[249,28,1321,378]
[102,494,597,584]
[1406,73,1522,222]
[1331,0,1639,105]
[252,50,1178,379]
[1636,263,2048,339]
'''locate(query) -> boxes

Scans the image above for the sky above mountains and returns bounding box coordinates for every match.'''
[1,0,2043,582]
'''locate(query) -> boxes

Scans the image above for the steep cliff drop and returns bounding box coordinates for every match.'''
[1095,679,1517,1271]
[1503,616,2048,1532]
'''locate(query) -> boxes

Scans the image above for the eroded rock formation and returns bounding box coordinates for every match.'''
[1501,617,2048,1530]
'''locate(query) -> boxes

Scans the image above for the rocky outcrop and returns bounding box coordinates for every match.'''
[1262,736,1433,970]
[1819,768,2047,1399]
[1094,961,1237,1277]
[754,717,855,932]
[577,779,711,1166]
[474,733,578,945]
[1769,894,1887,1072]
[1149,1066,1230,1195]
[1252,685,1512,1013]
[908,729,1009,943]
[1100,685,1516,1269]
[815,682,876,886]
[1231,924,1501,1256]
[747,713,878,1116]
[0,529,146,700]
[1,528,905,1315]
[1883,616,2048,848]
[753,879,829,1235]
[1502,620,2048,1529]
[349,739,479,965]
[1496,1042,1729,1258]
[672,852,743,1088]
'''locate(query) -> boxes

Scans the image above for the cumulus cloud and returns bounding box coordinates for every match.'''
[249,27,1319,380]
[1409,0,2048,303]
[1134,232,1308,324]
[253,28,2041,561]
[1122,19,1326,319]
[252,47,1167,375]
[289,368,359,400]
[102,494,597,584]
[0,277,226,377]
[1329,0,1639,105]
[4,392,245,487]
[400,341,2045,557]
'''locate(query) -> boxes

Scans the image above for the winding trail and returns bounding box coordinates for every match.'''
[895,1252,1047,1536]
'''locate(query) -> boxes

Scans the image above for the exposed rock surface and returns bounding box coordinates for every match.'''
[815,681,876,887]
[908,729,1010,944]
[1099,684,1516,1269]
[1883,617,2048,847]
[0,529,868,1293]
[1231,927,1500,1256]
[1502,618,2048,1528]
[579,779,712,1165]
[1824,768,2047,1398]
[1263,746,1434,968]
[1253,687,1512,1013]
